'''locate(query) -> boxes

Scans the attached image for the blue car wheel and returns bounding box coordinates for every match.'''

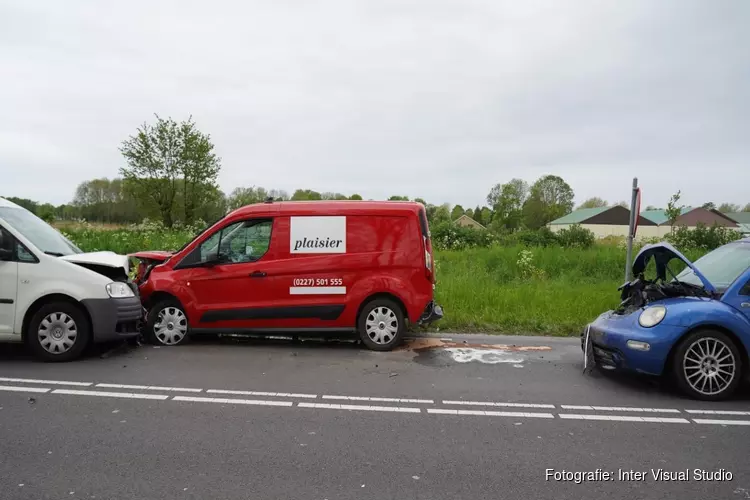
[671,329,743,401]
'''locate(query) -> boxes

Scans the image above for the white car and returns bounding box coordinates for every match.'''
[0,197,142,361]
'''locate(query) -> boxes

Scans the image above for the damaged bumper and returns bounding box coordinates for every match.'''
[81,296,144,343]
[418,300,444,325]
[582,310,686,376]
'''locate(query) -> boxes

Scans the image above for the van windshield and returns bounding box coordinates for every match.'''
[0,207,82,256]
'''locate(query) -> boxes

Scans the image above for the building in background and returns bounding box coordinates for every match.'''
[548,206,656,239]
[453,214,485,229]
[723,212,750,236]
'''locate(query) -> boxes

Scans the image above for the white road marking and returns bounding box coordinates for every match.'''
[443,400,555,409]
[173,396,293,407]
[322,395,433,404]
[692,419,750,426]
[96,383,202,393]
[289,286,347,295]
[685,409,750,416]
[298,402,421,413]
[428,408,555,418]
[207,389,317,399]
[51,389,168,400]
[560,405,680,413]
[0,385,51,393]
[0,377,91,387]
[559,414,690,423]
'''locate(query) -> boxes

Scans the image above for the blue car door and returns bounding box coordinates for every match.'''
[723,271,750,323]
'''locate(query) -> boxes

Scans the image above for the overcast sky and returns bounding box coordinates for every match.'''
[1,0,748,209]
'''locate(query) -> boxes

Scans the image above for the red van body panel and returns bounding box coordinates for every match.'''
[135,201,439,334]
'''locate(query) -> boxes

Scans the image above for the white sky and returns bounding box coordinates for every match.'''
[1,0,748,209]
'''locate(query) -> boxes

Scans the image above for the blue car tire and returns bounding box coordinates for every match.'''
[671,329,743,401]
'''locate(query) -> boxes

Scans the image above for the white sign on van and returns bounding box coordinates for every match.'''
[290,216,346,254]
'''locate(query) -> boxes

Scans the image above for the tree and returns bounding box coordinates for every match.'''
[464,208,474,219]
[577,197,607,209]
[291,189,322,200]
[478,207,492,226]
[413,197,426,206]
[645,205,659,211]
[742,203,750,212]
[321,192,348,200]
[227,186,269,210]
[349,194,363,200]
[119,114,221,227]
[388,195,409,201]
[487,179,528,231]
[665,190,684,230]
[615,200,628,208]
[717,203,740,213]
[522,175,575,229]
[702,202,716,210]
[432,203,451,224]
[451,204,465,220]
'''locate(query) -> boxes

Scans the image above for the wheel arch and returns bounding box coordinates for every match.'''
[355,292,409,326]
[144,291,186,316]
[22,293,92,342]
[665,323,749,378]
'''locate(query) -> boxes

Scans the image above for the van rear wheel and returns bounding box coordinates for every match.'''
[357,298,405,351]
[146,299,190,346]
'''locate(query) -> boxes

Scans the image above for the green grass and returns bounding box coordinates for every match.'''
[61,224,710,336]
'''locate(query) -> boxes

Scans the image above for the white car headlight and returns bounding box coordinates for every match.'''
[638,305,666,328]
[106,282,135,298]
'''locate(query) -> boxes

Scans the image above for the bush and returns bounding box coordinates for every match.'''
[556,224,595,248]
[665,223,743,251]
[431,222,497,250]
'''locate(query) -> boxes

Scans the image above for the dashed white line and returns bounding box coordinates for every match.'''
[96,383,202,393]
[173,396,293,407]
[298,402,421,413]
[0,385,51,393]
[443,400,555,409]
[322,395,433,404]
[206,389,317,399]
[51,389,168,400]
[692,418,750,426]
[685,409,750,416]
[559,414,690,424]
[560,405,680,413]
[428,408,555,418]
[0,377,91,387]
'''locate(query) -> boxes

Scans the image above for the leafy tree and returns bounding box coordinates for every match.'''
[321,192,348,200]
[36,203,56,223]
[268,189,290,201]
[717,202,740,213]
[488,179,528,231]
[615,200,628,208]
[451,204,465,220]
[478,207,492,226]
[432,203,451,225]
[702,202,716,210]
[577,197,607,209]
[742,203,750,212]
[388,195,409,201]
[2,197,38,213]
[349,193,363,200]
[645,205,659,211]
[119,114,221,227]
[226,186,269,209]
[464,208,474,219]
[413,197,427,206]
[522,175,574,229]
[665,190,684,230]
[291,189,322,200]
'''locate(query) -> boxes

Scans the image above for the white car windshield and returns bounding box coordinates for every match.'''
[675,242,750,291]
[0,207,82,256]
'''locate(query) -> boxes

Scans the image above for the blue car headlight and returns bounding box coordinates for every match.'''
[638,305,666,328]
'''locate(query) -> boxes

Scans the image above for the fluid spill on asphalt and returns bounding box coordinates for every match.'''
[400,338,552,367]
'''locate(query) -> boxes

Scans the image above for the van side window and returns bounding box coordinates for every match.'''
[179,219,273,267]
[0,226,13,261]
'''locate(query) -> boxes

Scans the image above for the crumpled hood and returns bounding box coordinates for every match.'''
[128,250,174,264]
[59,251,129,275]
[632,242,716,293]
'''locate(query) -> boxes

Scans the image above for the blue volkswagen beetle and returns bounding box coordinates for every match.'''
[583,237,750,401]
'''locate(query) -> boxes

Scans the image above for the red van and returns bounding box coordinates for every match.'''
[131,200,443,351]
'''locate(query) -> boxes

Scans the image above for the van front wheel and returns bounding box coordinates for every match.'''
[26,302,91,362]
[357,298,405,351]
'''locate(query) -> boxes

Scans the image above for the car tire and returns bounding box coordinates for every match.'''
[671,329,743,401]
[357,298,405,351]
[146,299,190,346]
[25,301,91,362]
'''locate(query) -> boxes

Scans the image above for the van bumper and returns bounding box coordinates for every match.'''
[418,301,444,325]
[81,296,144,342]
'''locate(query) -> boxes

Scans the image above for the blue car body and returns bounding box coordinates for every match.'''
[585,238,750,378]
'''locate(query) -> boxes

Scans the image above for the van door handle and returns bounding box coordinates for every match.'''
[249,271,266,278]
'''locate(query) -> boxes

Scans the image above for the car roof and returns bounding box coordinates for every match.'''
[228,200,424,218]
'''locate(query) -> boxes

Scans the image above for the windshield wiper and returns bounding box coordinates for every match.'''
[44,251,65,257]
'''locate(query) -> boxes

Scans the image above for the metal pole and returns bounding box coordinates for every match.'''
[625,177,638,282]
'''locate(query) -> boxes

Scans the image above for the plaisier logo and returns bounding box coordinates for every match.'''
[290,216,346,254]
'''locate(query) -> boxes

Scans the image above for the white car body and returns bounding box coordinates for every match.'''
[0,197,142,355]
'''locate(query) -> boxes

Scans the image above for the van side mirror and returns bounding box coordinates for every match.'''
[0,248,12,261]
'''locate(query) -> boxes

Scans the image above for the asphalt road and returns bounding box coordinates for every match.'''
[0,333,748,500]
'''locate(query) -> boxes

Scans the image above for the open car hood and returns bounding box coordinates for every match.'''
[632,242,716,294]
[128,250,174,263]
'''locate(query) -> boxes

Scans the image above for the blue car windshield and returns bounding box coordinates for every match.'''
[675,242,750,291]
